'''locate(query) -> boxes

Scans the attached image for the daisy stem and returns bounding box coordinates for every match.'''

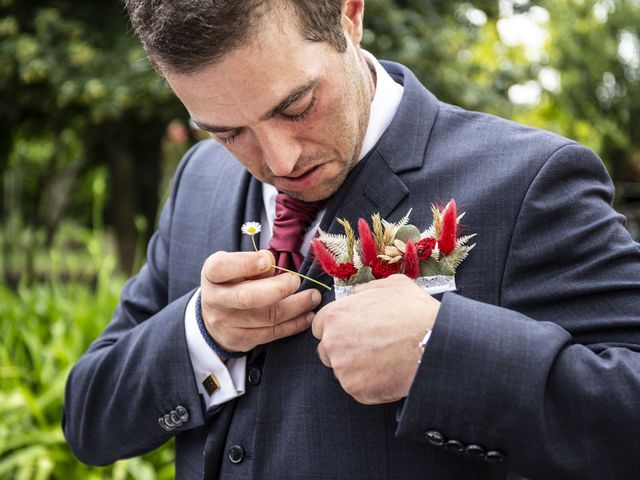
[272,265,333,291]
[248,233,331,291]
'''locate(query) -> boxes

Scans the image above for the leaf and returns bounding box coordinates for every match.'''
[348,266,374,285]
[420,224,436,238]
[440,245,472,273]
[352,248,363,269]
[394,208,413,229]
[317,228,349,259]
[394,225,421,243]
[457,233,477,247]
[419,258,443,277]
[317,228,347,245]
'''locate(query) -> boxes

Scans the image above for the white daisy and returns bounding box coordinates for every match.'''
[241,222,262,236]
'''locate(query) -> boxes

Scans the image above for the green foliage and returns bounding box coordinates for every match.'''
[348,265,374,285]
[394,225,421,243]
[1,2,639,473]
[362,0,640,183]
[0,230,175,479]
[363,0,513,113]
[0,0,186,273]
[531,0,640,179]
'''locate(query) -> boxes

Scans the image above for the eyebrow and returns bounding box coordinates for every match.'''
[192,80,317,134]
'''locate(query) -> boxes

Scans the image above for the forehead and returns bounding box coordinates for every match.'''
[164,17,333,127]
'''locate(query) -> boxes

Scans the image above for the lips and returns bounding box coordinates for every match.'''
[287,165,320,179]
[276,164,325,191]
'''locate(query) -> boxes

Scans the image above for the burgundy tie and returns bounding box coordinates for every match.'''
[269,193,325,272]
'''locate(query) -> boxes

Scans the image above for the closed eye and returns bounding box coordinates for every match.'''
[214,128,244,145]
[281,96,317,122]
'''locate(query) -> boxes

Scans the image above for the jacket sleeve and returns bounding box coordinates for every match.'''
[396,144,640,479]
[62,145,207,466]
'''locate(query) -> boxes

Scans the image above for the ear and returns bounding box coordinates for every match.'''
[341,0,365,46]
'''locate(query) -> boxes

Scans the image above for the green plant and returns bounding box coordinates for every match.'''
[0,231,175,479]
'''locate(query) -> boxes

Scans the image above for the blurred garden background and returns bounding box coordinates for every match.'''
[1,0,639,478]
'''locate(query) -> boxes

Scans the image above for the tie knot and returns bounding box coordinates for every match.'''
[269,193,325,272]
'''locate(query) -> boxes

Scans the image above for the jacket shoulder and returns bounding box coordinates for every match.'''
[434,102,576,171]
[177,139,245,184]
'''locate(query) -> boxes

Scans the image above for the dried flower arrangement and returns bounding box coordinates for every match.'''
[311,199,475,290]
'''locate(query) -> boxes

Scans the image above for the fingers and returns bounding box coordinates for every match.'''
[212,311,315,352]
[224,289,322,328]
[212,272,302,310]
[202,250,275,284]
[311,309,324,339]
[251,311,316,346]
[317,342,331,367]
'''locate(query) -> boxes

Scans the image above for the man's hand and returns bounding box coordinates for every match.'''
[313,274,440,405]
[200,250,322,353]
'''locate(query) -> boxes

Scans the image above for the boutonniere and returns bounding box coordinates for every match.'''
[311,199,475,297]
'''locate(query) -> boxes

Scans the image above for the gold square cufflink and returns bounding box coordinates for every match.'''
[202,373,221,396]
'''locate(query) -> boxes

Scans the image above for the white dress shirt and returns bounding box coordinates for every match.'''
[184,51,404,412]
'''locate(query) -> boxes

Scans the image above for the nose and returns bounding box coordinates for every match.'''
[256,126,301,177]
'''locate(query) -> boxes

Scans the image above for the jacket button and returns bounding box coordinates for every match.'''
[445,439,464,452]
[485,450,506,463]
[465,444,485,457]
[169,410,182,426]
[248,367,262,386]
[176,405,189,423]
[158,417,172,431]
[228,445,244,464]
[163,414,176,428]
[424,430,445,446]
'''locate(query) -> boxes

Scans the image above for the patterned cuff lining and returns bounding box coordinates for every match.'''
[195,293,247,359]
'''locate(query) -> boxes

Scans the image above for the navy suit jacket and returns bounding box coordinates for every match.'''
[63,61,640,479]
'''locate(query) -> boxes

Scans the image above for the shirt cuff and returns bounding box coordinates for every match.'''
[184,288,246,411]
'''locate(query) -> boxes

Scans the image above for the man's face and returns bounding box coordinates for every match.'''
[164,8,373,202]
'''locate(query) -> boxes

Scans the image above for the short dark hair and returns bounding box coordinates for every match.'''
[124,0,348,74]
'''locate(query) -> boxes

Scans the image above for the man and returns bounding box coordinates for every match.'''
[63,1,640,478]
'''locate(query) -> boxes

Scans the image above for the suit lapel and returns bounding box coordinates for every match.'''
[240,175,264,253]
[298,150,409,295]
[205,166,262,255]
[298,61,441,296]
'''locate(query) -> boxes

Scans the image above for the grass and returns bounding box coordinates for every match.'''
[0,226,175,479]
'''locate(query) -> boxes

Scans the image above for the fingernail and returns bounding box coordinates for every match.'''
[258,256,270,272]
[311,289,322,306]
[306,312,315,325]
[290,274,301,291]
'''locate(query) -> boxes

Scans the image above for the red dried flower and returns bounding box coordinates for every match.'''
[312,239,339,274]
[371,258,402,279]
[439,199,457,255]
[416,237,436,260]
[358,218,378,267]
[312,239,357,281]
[403,241,420,279]
[333,262,358,280]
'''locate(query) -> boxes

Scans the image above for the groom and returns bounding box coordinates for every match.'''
[64,1,640,478]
